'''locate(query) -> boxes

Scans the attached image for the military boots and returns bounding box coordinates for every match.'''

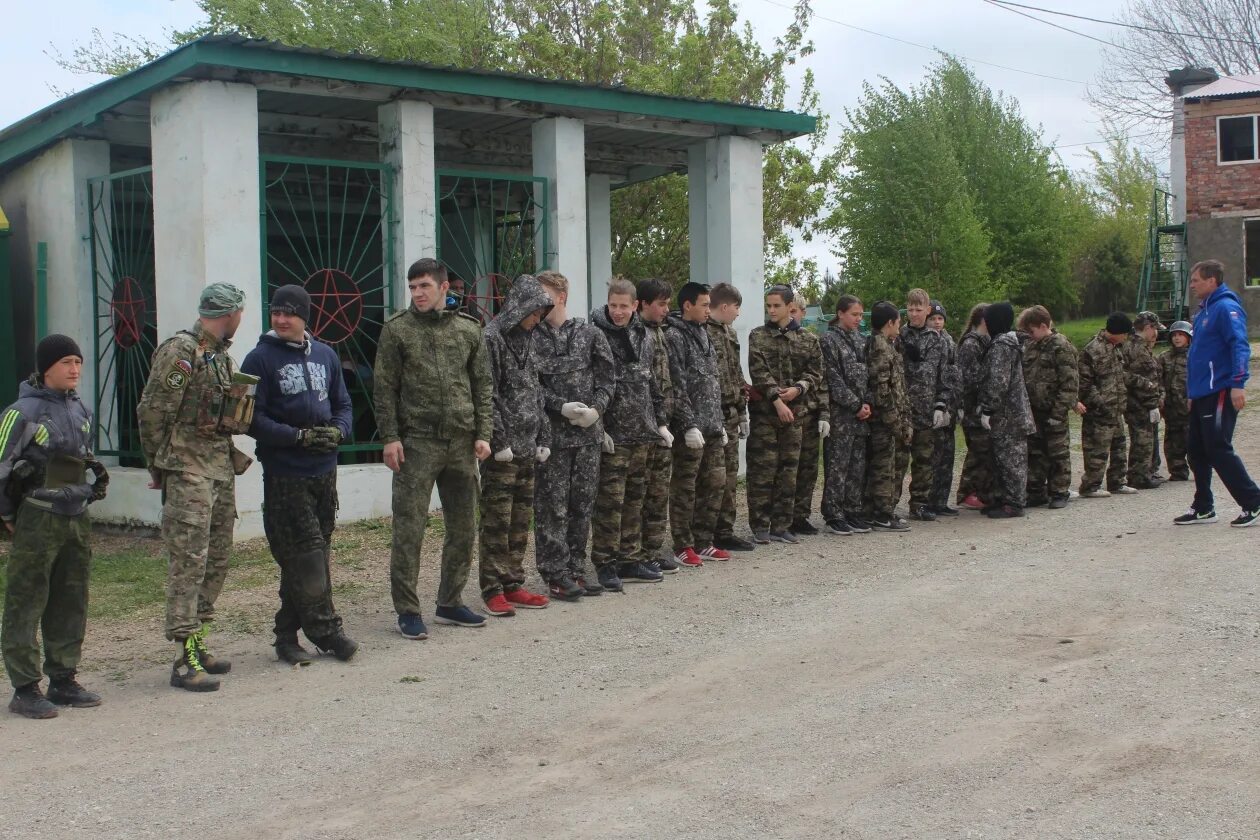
[193,623,232,674]
[9,682,58,719]
[171,637,221,692]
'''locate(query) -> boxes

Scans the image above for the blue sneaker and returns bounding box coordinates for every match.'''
[397,613,428,640]
[433,605,487,628]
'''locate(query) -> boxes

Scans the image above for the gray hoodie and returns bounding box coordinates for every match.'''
[0,377,97,521]
[483,274,554,457]
[590,306,667,445]
[662,312,724,438]
[533,311,616,450]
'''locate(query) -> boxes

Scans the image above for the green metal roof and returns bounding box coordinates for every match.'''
[0,35,818,172]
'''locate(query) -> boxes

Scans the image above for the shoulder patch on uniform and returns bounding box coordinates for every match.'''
[165,369,188,390]
[33,424,49,446]
[174,359,193,375]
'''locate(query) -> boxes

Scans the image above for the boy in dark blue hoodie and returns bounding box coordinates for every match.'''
[242,285,357,665]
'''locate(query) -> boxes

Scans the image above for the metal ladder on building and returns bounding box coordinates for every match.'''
[1136,188,1188,323]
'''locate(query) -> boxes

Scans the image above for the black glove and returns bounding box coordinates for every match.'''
[87,459,110,502]
[301,426,342,454]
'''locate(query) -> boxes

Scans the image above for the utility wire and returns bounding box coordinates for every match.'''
[986,0,1260,49]
[980,0,1147,55]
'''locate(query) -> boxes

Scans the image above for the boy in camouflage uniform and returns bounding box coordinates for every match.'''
[955,305,992,509]
[978,303,1036,518]
[137,282,247,692]
[590,278,671,590]
[706,283,753,552]
[819,295,871,535]
[1159,321,1192,481]
[926,301,961,516]
[1018,305,1081,509]
[2,335,107,718]
[1121,311,1165,490]
[532,270,616,599]
[862,302,911,531]
[477,274,554,617]
[376,259,493,639]
[635,278,681,574]
[747,285,822,544]
[896,288,952,522]
[1078,313,1134,497]
[787,298,828,534]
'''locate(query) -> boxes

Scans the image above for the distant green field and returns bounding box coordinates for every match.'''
[1056,317,1107,349]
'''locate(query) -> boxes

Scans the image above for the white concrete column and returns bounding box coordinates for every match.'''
[587,173,612,306]
[687,141,711,285]
[379,100,437,309]
[533,117,589,317]
[705,135,765,358]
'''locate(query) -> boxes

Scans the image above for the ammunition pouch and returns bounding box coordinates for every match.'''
[197,374,259,437]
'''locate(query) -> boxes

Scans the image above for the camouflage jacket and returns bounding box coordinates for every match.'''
[662,312,724,438]
[897,323,950,430]
[820,323,870,435]
[137,322,238,481]
[1158,346,1190,425]
[1078,332,1127,423]
[748,320,823,429]
[483,274,552,457]
[1022,331,1078,422]
[795,326,828,419]
[705,319,749,426]
[533,316,615,449]
[957,330,991,429]
[591,307,667,445]
[0,378,95,521]
[643,317,676,428]
[374,305,493,445]
[1119,334,1163,419]
[866,333,910,441]
[937,329,962,415]
[981,332,1036,434]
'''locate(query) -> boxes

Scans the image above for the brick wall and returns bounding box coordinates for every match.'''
[1185,96,1260,220]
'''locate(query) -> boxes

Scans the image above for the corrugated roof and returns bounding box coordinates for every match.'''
[1183,73,1260,100]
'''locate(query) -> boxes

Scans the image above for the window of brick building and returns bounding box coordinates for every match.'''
[1219,115,1258,163]
[1246,219,1260,286]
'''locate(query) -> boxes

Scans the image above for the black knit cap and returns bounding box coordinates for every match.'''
[984,301,1015,336]
[37,334,83,376]
[1105,311,1133,335]
[929,299,947,320]
[870,301,900,332]
[270,284,311,324]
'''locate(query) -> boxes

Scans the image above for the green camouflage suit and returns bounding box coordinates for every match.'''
[374,305,492,614]
[637,316,675,564]
[1077,332,1129,492]
[863,334,911,519]
[706,319,748,540]
[1158,345,1190,480]
[1022,331,1079,503]
[792,326,827,524]
[956,330,993,504]
[1119,334,1163,488]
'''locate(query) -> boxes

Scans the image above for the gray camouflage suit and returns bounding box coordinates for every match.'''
[980,331,1036,508]
[895,323,949,511]
[819,323,870,521]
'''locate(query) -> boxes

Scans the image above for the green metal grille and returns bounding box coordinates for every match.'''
[88,167,156,464]
[436,170,548,322]
[260,156,394,456]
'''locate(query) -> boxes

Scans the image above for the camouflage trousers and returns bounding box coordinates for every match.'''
[929,424,957,509]
[714,418,743,540]
[478,457,535,598]
[863,424,903,519]
[262,470,342,645]
[794,410,822,523]
[957,426,993,504]
[591,443,650,568]
[746,416,802,532]
[894,428,936,510]
[162,470,236,641]
[636,442,673,564]
[1079,418,1127,492]
[1126,415,1157,486]
[670,437,725,552]
[820,417,867,521]
[390,435,478,614]
[534,444,599,581]
[1026,415,1072,502]
[1,505,91,688]
[1164,421,1189,480]
[990,417,1029,508]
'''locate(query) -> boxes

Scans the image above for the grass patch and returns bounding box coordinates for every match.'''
[1056,317,1107,349]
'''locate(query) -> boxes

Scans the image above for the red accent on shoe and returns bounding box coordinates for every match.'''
[504,589,549,609]
[484,594,516,616]
[699,544,730,561]
[960,494,984,510]
[674,547,704,567]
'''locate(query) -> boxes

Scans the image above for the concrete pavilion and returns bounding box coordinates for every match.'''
[0,36,816,536]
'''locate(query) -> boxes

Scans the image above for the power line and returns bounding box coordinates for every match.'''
[755,0,1087,85]
[986,0,1260,49]
[980,0,1147,56]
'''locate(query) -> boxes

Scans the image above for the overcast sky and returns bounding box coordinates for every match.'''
[2,0,1159,273]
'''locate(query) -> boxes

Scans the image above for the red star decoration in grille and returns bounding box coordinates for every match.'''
[304,269,363,345]
[111,276,147,350]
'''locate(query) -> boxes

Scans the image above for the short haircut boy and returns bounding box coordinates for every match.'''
[677,281,710,309]
[765,284,794,304]
[1018,305,1052,331]
[537,270,569,294]
[637,277,672,304]
[710,282,743,307]
[607,276,637,299]
[906,288,930,307]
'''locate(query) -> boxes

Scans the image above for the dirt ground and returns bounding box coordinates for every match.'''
[4,401,1260,839]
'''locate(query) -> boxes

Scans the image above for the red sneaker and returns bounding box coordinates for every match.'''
[960,493,984,510]
[674,547,704,568]
[698,544,730,561]
[483,594,515,616]
[504,588,549,609]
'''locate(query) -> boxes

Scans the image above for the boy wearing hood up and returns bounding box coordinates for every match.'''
[242,285,358,664]
[590,278,671,590]
[478,274,554,617]
[977,302,1036,518]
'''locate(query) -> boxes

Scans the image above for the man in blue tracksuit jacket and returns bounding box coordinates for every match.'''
[242,285,358,664]
[1176,259,1260,528]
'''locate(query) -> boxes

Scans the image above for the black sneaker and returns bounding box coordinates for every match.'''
[931,505,960,517]
[275,638,314,665]
[315,632,360,661]
[46,676,101,708]
[548,575,584,601]
[910,506,937,522]
[790,519,819,536]
[769,529,799,544]
[845,514,872,534]
[1230,508,1260,528]
[870,515,909,532]
[9,683,57,719]
[1025,497,1049,508]
[713,535,756,551]
[751,530,772,544]
[576,576,604,596]
[1047,495,1069,510]
[618,561,664,583]
[655,555,681,574]
[987,504,1025,519]
[597,564,624,593]
[826,518,852,535]
[1173,508,1217,525]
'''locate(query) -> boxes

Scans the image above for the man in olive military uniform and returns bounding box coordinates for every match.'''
[1159,321,1192,481]
[1078,313,1134,497]
[706,283,753,551]
[1019,305,1081,509]
[376,258,493,638]
[634,278,681,574]
[138,283,249,692]
[1,336,107,718]
[1120,311,1165,490]
[787,297,829,535]
[896,288,952,521]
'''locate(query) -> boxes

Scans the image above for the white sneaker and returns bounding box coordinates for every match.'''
[1112,485,1140,495]
[1068,489,1080,500]
[1079,487,1111,499]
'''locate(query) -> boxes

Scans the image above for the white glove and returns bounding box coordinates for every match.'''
[721,428,729,445]
[932,409,949,429]
[657,425,675,448]
[574,407,601,428]
[560,402,588,423]
[535,446,551,464]
[602,432,615,454]
[493,447,513,462]
[1149,408,1161,424]
[819,419,831,438]
[980,414,992,431]
[684,427,705,449]
[739,418,750,439]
